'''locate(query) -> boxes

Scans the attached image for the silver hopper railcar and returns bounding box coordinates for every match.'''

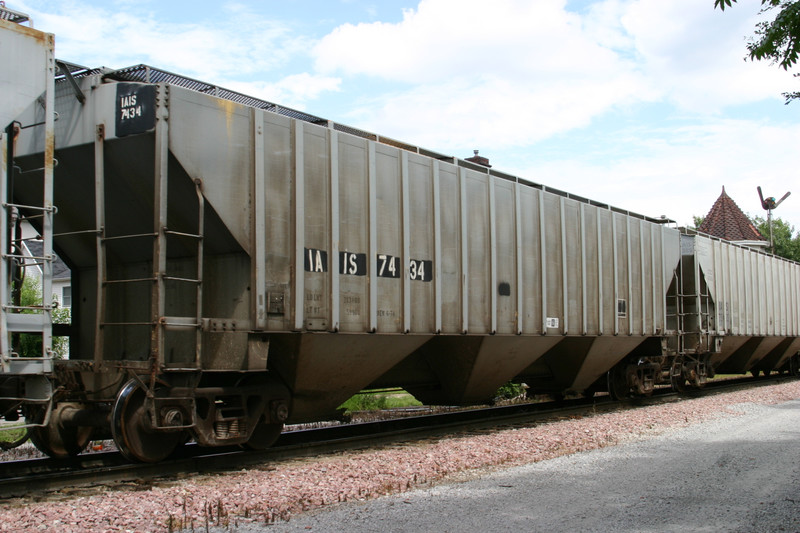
[1,11,798,462]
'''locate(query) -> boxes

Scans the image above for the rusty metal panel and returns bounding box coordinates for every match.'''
[0,19,53,129]
[168,88,253,254]
[0,19,56,375]
[200,254,250,370]
[262,111,293,332]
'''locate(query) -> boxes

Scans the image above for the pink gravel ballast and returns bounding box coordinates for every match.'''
[1,381,798,532]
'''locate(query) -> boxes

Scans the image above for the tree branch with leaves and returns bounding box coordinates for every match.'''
[715,0,800,101]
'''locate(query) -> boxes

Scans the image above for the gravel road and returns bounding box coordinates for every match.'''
[256,397,800,533]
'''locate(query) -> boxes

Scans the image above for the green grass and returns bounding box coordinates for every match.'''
[338,382,527,414]
[338,390,422,413]
[0,424,27,444]
[495,381,526,400]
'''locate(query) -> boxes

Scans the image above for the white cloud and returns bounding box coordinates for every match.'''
[20,1,309,83]
[226,73,342,110]
[311,0,797,149]
[313,0,649,149]
[621,0,795,110]
[340,71,647,151]
[315,0,629,82]
[513,119,800,227]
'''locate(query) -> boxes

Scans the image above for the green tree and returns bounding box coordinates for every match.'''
[752,215,800,260]
[16,276,70,359]
[715,0,800,101]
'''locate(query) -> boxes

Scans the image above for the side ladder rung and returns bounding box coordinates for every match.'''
[100,321,155,327]
[164,230,202,240]
[162,316,201,330]
[102,232,157,242]
[103,277,157,285]
[2,253,51,261]
[162,276,201,284]
[3,313,50,333]
[2,202,55,213]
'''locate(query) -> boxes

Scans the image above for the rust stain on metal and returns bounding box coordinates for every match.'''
[44,128,55,163]
[217,98,238,138]
[0,18,54,48]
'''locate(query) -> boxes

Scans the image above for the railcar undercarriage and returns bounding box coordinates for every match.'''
[8,365,291,462]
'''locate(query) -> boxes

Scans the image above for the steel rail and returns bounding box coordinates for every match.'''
[0,375,792,499]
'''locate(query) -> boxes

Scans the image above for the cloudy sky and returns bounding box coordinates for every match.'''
[13,0,800,228]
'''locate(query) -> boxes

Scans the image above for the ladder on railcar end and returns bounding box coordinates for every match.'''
[667,252,713,385]
[678,257,713,356]
[93,100,205,389]
[0,111,57,381]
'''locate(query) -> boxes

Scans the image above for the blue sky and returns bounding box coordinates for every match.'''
[13,0,800,228]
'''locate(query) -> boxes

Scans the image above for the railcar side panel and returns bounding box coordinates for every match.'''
[518,186,543,335]
[375,143,403,333]
[407,154,435,333]
[301,123,332,331]
[439,165,462,333]
[464,169,490,334]
[336,132,369,333]
[563,199,582,336]
[169,88,253,255]
[262,111,293,332]
[494,179,518,335]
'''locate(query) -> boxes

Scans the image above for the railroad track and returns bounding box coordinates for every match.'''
[0,375,791,499]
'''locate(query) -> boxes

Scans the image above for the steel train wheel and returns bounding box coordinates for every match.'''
[26,403,93,459]
[243,415,284,450]
[790,355,800,377]
[111,379,184,463]
[670,374,688,392]
[607,366,630,400]
[237,375,286,450]
[670,359,688,392]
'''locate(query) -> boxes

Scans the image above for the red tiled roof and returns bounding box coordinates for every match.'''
[697,187,765,242]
